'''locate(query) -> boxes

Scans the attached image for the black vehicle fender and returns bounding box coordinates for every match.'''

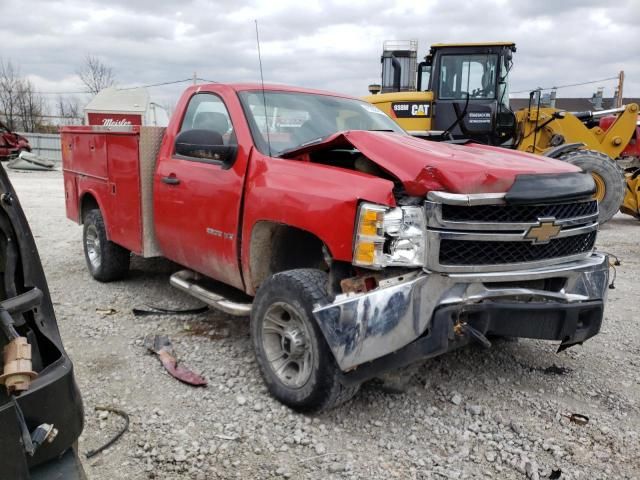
[542,142,585,159]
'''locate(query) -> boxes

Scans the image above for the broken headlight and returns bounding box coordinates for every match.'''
[353,202,426,269]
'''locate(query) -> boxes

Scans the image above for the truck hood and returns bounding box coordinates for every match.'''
[282,131,581,196]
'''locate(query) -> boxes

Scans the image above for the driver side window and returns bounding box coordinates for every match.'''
[441,57,483,99]
[439,54,497,100]
[180,93,236,146]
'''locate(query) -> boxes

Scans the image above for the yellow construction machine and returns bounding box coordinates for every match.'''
[365,41,640,223]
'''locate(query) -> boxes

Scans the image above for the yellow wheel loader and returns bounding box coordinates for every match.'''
[622,170,640,219]
[365,42,639,223]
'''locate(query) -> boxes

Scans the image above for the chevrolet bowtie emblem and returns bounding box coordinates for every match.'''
[525,219,561,244]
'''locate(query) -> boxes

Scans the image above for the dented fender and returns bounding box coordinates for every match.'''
[240,150,396,294]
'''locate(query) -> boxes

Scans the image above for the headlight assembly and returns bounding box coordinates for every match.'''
[353,202,426,269]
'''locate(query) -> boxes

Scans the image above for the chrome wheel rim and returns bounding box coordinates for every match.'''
[261,302,313,388]
[85,225,101,269]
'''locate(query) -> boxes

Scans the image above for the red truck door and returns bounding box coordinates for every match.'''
[154,91,248,291]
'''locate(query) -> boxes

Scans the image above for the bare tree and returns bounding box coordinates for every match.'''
[0,59,46,132]
[77,54,115,95]
[0,59,22,130]
[15,79,45,132]
[57,95,83,125]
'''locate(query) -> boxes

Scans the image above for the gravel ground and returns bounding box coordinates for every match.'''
[8,169,640,480]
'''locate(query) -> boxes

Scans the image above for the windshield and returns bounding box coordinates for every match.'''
[238,90,405,156]
[439,54,498,100]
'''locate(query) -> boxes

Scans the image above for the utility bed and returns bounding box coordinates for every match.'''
[61,126,165,257]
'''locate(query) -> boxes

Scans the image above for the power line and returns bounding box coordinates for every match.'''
[37,77,218,95]
[116,78,194,90]
[512,76,618,94]
[5,113,82,119]
[119,77,218,88]
[38,90,86,95]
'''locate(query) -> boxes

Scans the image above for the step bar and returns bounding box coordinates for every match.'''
[169,270,252,316]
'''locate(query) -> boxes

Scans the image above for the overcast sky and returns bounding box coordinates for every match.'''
[1,0,638,111]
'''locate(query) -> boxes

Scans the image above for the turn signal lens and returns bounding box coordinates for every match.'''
[354,242,374,264]
[353,204,387,268]
[354,242,383,265]
[359,209,384,236]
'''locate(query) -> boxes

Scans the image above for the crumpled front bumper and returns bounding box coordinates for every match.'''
[313,253,609,373]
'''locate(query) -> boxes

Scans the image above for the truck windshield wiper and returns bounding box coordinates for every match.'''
[277,136,327,157]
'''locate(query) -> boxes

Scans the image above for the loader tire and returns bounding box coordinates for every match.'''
[251,269,360,412]
[83,209,130,282]
[558,149,625,224]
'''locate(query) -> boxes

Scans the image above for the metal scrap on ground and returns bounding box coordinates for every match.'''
[7,151,55,171]
[563,413,589,426]
[132,304,209,316]
[85,406,130,459]
[143,334,207,386]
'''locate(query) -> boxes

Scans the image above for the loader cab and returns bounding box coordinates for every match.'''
[420,43,517,144]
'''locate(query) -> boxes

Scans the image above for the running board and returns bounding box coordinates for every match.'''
[169,270,252,316]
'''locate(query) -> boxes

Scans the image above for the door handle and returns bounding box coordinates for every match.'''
[161,175,180,185]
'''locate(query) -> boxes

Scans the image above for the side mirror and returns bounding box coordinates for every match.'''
[416,62,431,91]
[175,129,238,168]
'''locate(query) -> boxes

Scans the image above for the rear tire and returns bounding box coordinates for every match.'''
[251,269,359,412]
[558,149,625,224]
[83,209,130,282]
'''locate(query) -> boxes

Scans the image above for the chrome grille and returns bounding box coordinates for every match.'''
[439,231,596,266]
[441,200,598,223]
[425,192,599,273]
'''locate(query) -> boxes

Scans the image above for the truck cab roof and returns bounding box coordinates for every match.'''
[429,41,516,49]
[195,82,356,100]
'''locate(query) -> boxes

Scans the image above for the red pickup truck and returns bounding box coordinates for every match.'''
[61,83,609,412]
[0,120,31,160]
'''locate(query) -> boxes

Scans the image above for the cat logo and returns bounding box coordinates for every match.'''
[391,102,431,119]
[410,104,429,116]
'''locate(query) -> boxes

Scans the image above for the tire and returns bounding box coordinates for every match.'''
[251,269,360,412]
[83,209,130,282]
[558,149,625,224]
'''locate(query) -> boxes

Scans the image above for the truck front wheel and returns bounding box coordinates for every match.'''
[251,269,359,412]
[83,209,130,282]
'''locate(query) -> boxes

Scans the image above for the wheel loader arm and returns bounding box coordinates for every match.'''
[591,103,639,159]
[516,104,639,160]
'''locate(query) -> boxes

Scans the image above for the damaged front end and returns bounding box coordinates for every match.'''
[0,165,84,479]
[315,254,608,379]
[314,173,609,382]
